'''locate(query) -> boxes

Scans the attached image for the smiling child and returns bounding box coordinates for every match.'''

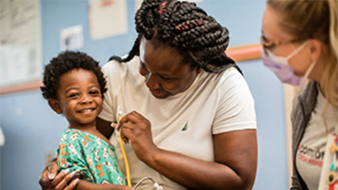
[40,51,130,190]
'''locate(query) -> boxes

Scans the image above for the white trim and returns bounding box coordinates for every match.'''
[283,84,296,188]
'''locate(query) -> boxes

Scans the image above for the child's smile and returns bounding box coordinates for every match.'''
[77,108,96,114]
[50,68,103,128]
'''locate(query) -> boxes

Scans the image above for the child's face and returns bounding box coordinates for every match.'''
[49,68,103,127]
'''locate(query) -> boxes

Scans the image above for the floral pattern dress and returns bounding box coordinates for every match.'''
[56,128,125,185]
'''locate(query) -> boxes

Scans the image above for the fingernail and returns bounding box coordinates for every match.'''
[73,178,80,186]
[75,169,81,175]
[48,173,55,179]
[64,168,70,174]
[70,171,77,177]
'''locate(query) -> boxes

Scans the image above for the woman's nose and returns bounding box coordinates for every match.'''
[145,73,160,89]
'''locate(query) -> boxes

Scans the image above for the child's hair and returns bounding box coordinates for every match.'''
[41,51,107,100]
[267,0,338,107]
[109,0,238,74]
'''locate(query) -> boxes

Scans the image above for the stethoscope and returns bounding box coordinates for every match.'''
[116,106,163,190]
[133,177,163,190]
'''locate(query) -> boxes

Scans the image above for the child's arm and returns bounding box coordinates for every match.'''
[96,117,114,139]
[75,179,133,190]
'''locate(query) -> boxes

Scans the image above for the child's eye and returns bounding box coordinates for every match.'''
[68,93,79,98]
[89,90,100,95]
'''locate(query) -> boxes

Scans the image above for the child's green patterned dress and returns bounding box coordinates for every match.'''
[56,128,126,185]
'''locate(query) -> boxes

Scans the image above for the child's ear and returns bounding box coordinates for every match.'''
[48,99,62,114]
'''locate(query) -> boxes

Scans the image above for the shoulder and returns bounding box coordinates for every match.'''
[101,56,140,80]
[219,67,246,85]
[59,129,84,143]
[214,67,252,97]
[199,66,245,89]
[291,81,318,126]
[101,56,143,93]
[210,67,256,133]
[198,67,253,105]
[291,81,318,141]
[299,81,318,107]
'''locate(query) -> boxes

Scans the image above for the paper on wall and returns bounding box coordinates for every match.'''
[0,45,31,86]
[0,2,10,36]
[134,0,143,12]
[88,0,128,40]
[0,0,42,87]
[60,25,84,51]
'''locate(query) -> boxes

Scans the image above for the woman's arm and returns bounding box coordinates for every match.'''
[150,130,257,190]
[38,162,133,190]
[119,112,257,190]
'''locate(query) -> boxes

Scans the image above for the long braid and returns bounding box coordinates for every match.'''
[109,0,163,62]
[109,36,140,62]
[110,0,239,74]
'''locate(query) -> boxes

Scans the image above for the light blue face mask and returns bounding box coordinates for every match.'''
[262,41,316,88]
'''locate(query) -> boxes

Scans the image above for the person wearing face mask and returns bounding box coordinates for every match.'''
[261,0,338,189]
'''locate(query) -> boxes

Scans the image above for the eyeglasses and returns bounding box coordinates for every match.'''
[260,36,302,55]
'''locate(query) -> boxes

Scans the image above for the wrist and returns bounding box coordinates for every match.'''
[144,146,162,167]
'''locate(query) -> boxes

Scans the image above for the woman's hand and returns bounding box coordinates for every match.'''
[38,161,79,190]
[118,111,257,189]
[117,111,159,162]
[39,162,132,190]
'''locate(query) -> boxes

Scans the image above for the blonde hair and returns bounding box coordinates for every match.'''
[267,0,338,108]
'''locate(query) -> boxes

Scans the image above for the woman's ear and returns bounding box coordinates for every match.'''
[196,67,202,74]
[308,39,322,62]
[48,99,62,114]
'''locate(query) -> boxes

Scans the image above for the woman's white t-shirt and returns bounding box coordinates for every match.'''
[99,57,257,190]
[296,86,338,190]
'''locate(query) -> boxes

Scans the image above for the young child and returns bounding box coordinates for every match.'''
[41,51,131,190]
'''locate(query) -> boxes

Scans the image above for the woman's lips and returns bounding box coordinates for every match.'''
[150,89,165,96]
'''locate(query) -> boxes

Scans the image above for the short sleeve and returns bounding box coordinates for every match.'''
[212,68,257,134]
[56,132,94,182]
[98,61,118,122]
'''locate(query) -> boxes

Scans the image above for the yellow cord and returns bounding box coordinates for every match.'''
[119,121,131,187]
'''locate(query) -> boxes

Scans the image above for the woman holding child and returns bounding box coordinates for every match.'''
[39,0,257,189]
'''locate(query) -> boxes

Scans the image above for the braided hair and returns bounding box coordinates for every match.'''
[110,0,239,73]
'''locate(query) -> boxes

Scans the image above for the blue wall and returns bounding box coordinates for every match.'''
[0,0,289,189]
